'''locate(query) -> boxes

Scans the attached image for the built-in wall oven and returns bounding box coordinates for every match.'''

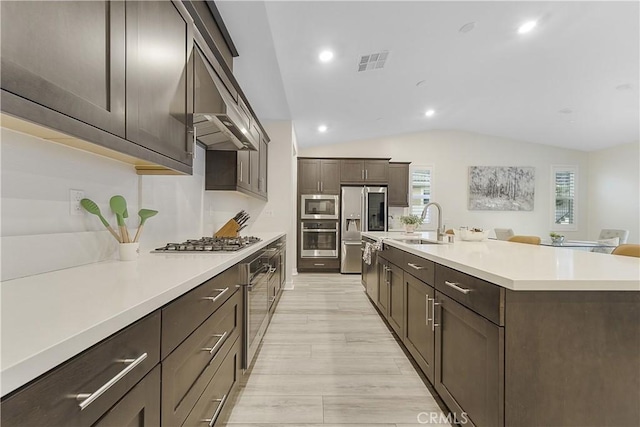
[301,194,339,219]
[301,221,339,258]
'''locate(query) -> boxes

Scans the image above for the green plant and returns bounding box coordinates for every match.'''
[400,215,424,226]
[549,232,564,238]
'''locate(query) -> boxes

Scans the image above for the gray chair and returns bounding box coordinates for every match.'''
[598,229,629,243]
[592,229,629,254]
[494,228,515,241]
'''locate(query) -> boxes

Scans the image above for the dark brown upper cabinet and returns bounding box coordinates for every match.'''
[340,159,389,184]
[0,0,195,174]
[0,0,126,137]
[125,0,194,167]
[388,162,410,207]
[298,159,340,194]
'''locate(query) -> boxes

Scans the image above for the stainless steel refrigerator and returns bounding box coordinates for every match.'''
[340,186,388,273]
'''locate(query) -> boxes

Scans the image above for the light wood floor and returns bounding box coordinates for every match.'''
[219,273,451,427]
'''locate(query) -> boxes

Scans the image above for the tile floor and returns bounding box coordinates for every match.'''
[219,273,451,427]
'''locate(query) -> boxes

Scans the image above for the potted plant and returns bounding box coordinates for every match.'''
[399,214,423,233]
[549,232,565,245]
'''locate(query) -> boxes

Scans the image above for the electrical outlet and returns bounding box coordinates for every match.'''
[69,189,85,216]
[264,209,274,217]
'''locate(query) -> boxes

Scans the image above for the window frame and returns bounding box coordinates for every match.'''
[409,165,435,230]
[550,165,578,232]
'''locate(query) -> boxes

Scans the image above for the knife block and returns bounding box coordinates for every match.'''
[214,219,240,238]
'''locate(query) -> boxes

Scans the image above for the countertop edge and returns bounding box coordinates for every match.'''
[364,232,640,292]
[1,232,285,397]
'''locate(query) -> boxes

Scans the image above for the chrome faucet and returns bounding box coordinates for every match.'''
[421,202,445,241]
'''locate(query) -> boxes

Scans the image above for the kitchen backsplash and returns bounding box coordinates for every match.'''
[0,128,205,280]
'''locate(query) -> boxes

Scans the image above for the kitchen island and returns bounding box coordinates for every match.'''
[1,232,285,415]
[363,231,640,427]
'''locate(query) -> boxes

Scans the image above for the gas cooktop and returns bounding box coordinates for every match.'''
[152,236,261,253]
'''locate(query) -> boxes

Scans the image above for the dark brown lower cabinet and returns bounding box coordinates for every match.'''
[377,258,389,314]
[403,273,435,383]
[183,337,242,427]
[387,262,404,337]
[434,291,504,427]
[161,290,241,426]
[94,365,161,427]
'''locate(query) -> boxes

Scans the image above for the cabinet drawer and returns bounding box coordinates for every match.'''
[379,243,404,266]
[162,290,242,427]
[435,265,504,325]
[402,252,435,286]
[1,311,160,427]
[182,337,241,427]
[162,266,239,358]
[298,258,339,271]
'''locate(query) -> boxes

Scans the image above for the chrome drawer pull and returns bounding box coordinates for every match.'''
[426,296,432,326]
[202,287,229,302]
[432,300,441,332]
[75,352,148,410]
[202,331,228,355]
[202,394,228,427]
[444,281,471,294]
[408,263,425,270]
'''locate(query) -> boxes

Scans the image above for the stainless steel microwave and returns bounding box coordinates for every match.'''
[300,194,339,219]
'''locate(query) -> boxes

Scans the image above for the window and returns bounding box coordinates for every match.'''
[552,166,577,231]
[409,166,434,228]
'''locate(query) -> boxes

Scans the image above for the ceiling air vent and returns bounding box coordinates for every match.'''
[358,50,389,72]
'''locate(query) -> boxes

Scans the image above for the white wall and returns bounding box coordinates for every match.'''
[300,130,590,239]
[204,120,297,285]
[587,141,640,244]
[1,128,205,280]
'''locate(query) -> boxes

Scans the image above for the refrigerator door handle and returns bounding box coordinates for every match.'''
[362,187,368,233]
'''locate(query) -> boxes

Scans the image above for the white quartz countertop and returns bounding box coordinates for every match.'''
[0,232,285,397]
[363,231,640,292]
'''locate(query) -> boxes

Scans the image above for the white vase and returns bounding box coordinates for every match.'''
[404,224,417,234]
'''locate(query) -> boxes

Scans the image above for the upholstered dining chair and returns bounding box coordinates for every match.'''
[507,235,541,245]
[494,228,515,241]
[611,244,640,258]
[598,229,629,244]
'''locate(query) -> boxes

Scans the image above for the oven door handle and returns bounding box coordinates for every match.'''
[249,264,271,284]
[302,229,338,232]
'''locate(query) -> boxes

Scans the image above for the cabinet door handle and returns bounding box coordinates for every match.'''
[320,181,323,192]
[202,331,228,355]
[361,169,364,180]
[432,299,441,332]
[201,287,229,303]
[75,352,148,410]
[426,296,432,326]
[314,263,325,266]
[187,127,196,158]
[365,169,368,180]
[202,394,228,427]
[444,281,471,294]
[408,262,425,270]
[239,161,243,182]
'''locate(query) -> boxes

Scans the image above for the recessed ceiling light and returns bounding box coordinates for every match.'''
[459,22,476,33]
[425,110,435,117]
[517,20,537,34]
[319,50,334,62]
[616,83,632,91]
[318,125,328,133]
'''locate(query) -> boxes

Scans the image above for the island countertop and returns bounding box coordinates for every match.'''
[363,231,640,292]
[0,232,285,397]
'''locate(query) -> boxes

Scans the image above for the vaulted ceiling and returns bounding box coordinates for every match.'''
[217,1,639,151]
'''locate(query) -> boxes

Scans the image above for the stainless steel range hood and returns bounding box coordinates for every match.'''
[193,46,258,151]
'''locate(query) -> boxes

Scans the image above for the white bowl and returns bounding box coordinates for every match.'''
[456,228,491,241]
